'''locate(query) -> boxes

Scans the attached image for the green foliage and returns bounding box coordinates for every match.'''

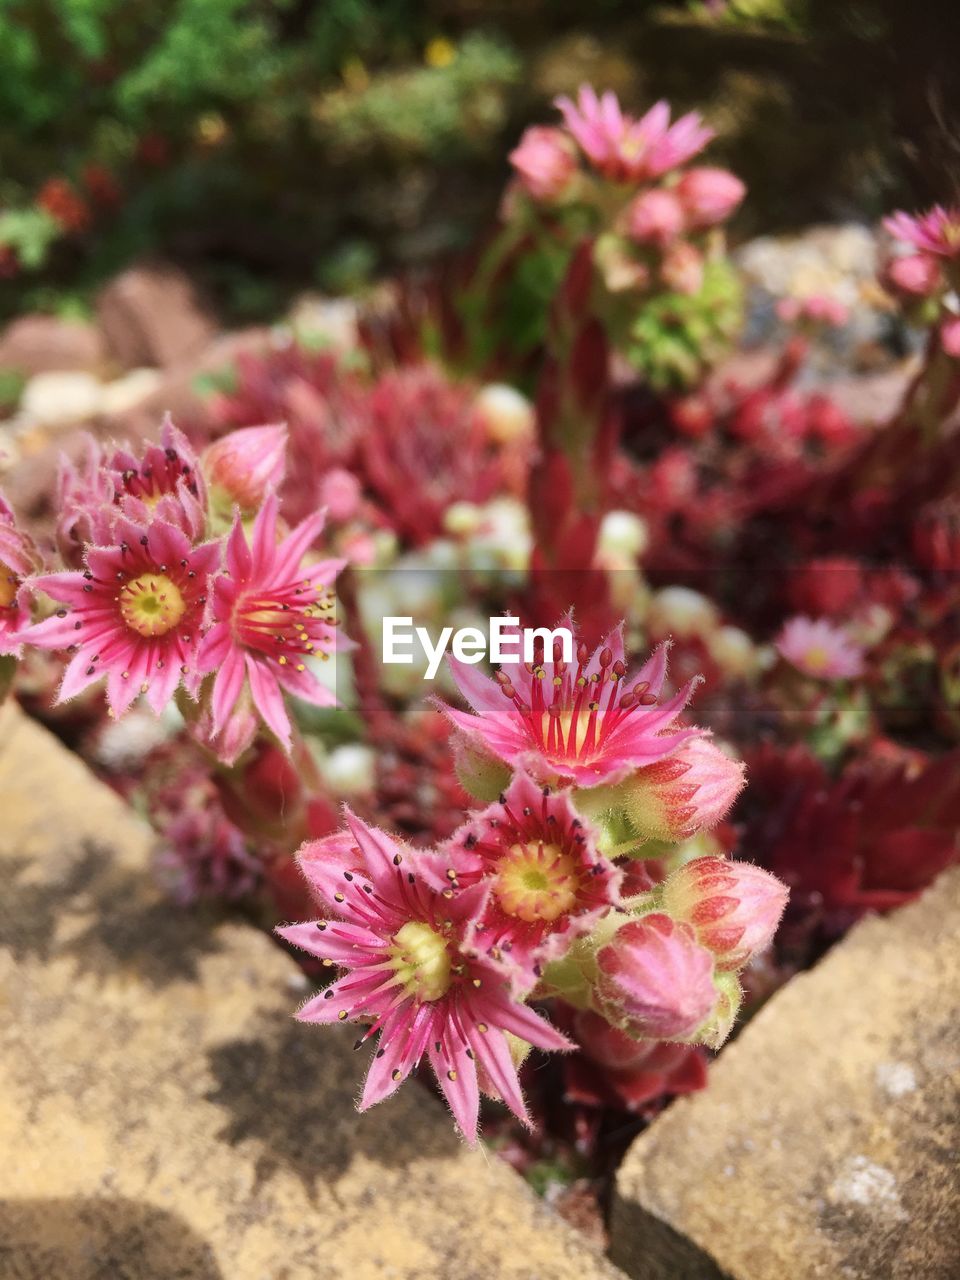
[315,34,521,161]
[0,2,517,314]
[624,257,744,391]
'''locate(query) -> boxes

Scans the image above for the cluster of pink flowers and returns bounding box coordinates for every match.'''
[280,620,786,1142]
[883,204,960,357]
[507,84,744,303]
[5,416,345,765]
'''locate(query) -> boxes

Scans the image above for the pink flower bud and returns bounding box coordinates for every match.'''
[885,253,942,297]
[661,856,788,971]
[661,241,704,295]
[509,126,578,202]
[596,913,717,1040]
[625,189,685,246]
[318,467,362,522]
[622,736,745,841]
[675,166,745,227]
[941,315,960,358]
[202,424,287,512]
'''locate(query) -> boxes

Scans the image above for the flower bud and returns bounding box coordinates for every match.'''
[660,855,788,971]
[474,383,535,445]
[661,241,704,295]
[509,125,578,202]
[202,424,287,513]
[598,510,649,560]
[675,166,745,227]
[647,584,717,639]
[941,315,960,358]
[622,736,745,841]
[318,467,362,522]
[596,913,717,1040]
[625,189,685,246]
[451,731,512,803]
[884,253,942,297]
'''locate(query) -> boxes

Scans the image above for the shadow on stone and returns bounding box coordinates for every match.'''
[0,1196,223,1279]
[205,1009,461,1195]
[2,840,224,989]
[0,848,102,962]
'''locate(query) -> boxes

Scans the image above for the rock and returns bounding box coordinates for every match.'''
[609,868,960,1280]
[99,367,163,417]
[20,371,103,426]
[96,265,217,370]
[0,705,624,1280]
[0,314,105,375]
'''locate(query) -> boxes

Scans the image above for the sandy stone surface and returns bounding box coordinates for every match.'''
[0,705,624,1280]
[610,867,960,1280]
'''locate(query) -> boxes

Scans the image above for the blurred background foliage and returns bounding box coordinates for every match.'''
[0,0,957,322]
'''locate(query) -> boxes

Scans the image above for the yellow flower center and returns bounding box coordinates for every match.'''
[494,842,578,923]
[802,645,830,672]
[391,921,452,1002]
[119,573,186,638]
[0,561,18,609]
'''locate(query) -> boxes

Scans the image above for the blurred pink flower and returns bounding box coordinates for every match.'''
[885,252,942,297]
[277,811,571,1143]
[555,86,713,183]
[675,166,745,226]
[625,189,685,246]
[509,125,578,201]
[318,467,363,523]
[0,490,40,656]
[884,205,960,258]
[941,315,960,358]
[776,615,865,680]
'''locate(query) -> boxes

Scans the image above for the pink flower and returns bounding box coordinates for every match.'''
[157,800,261,905]
[196,495,344,752]
[622,735,745,841]
[442,771,622,989]
[277,812,571,1143]
[202,424,287,514]
[675,166,745,226]
[596,913,717,1040]
[57,417,206,564]
[442,621,701,788]
[0,491,40,656]
[509,125,578,201]
[884,253,942,297]
[625,189,685,246]
[776,615,865,680]
[25,514,220,717]
[941,315,960,358]
[777,294,849,328]
[661,856,788,970]
[884,205,960,258]
[564,1006,708,1111]
[318,467,363,522]
[554,86,713,183]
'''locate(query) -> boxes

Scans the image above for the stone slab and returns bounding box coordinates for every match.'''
[0,705,624,1280]
[610,866,960,1280]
